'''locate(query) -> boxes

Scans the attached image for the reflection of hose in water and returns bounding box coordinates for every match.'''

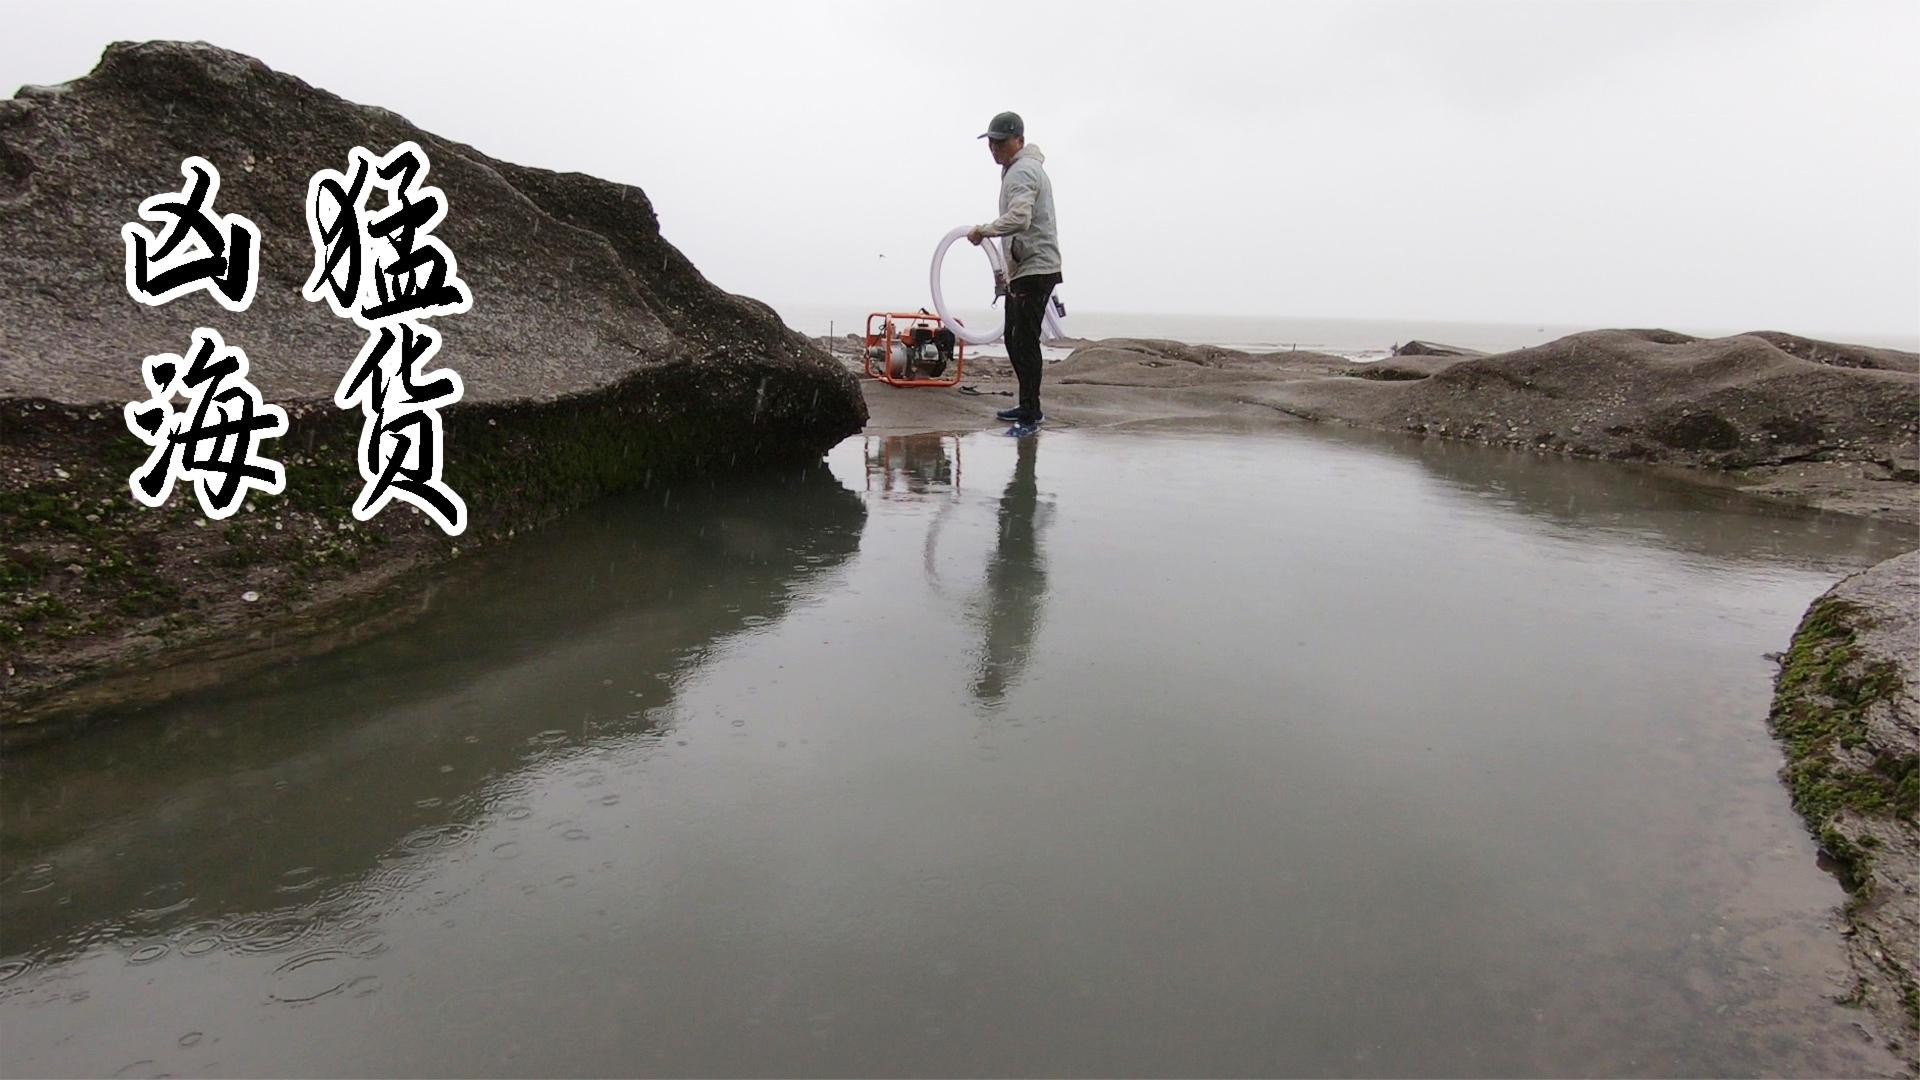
[923,491,1054,601]
[921,498,961,602]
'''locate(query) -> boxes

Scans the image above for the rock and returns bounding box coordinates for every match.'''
[1392,331,1916,473]
[0,41,865,731]
[1768,550,1920,1063]
[1392,339,1487,358]
[1,40,861,421]
[1742,330,1920,374]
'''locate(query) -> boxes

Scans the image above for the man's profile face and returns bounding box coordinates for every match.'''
[988,136,1020,167]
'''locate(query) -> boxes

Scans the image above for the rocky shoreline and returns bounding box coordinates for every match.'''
[856,329,1918,519]
[1769,551,1920,1063]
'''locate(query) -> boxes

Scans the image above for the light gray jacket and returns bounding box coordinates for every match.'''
[978,144,1061,282]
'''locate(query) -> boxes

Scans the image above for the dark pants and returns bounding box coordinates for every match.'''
[1003,272,1061,418]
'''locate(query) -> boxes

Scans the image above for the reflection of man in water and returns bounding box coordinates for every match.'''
[971,435,1049,705]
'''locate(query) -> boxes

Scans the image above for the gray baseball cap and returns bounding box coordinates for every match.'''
[977,111,1024,140]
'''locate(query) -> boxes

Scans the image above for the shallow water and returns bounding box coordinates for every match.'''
[3,428,1913,1077]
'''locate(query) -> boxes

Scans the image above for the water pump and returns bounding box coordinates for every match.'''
[863,311,963,387]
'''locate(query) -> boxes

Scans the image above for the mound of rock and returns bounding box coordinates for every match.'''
[0,40,863,416]
[1743,331,1920,374]
[1392,339,1486,358]
[1383,330,1918,472]
[0,41,865,733]
[1052,329,1919,519]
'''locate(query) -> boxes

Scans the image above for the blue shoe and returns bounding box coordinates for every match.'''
[1006,421,1040,438]
[995,406,1025,422]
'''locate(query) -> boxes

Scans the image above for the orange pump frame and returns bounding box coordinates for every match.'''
[864,312,965,388]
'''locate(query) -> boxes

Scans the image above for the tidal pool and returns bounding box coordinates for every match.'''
[2,427,1913,1077]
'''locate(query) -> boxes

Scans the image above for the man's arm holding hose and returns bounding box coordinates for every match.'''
[967,166,1037,245]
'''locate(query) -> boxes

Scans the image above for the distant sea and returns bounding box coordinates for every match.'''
[774,303,1919,360]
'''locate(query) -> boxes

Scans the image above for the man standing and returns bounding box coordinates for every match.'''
[968,111,1061,433]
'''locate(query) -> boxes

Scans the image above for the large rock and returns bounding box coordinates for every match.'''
[0,40,860,413]
[0,41,865,732]
[1768,550,1920,1060]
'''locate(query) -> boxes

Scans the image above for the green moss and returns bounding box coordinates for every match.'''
[213,522,266,569]
[0,488,97,535]
[1788,756,1914,823]
[0,549,53,591]
[292,533,364,572]
[1822,824,1875,896]
[447,403,689,521]
[276,446,360,517]
[1,482,181,632]
[111,577,182,618]
[12,592,70,625]
[1769,597,1917,896]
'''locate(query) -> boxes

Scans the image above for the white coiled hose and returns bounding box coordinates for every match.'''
[930,225,1066,346]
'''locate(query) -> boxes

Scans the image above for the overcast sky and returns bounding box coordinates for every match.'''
[6,0,1917,342]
